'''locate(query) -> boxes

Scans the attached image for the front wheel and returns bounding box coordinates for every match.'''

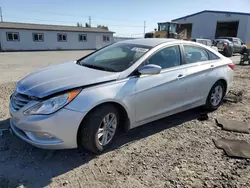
[204,81,226,111]
[77,104,119,154]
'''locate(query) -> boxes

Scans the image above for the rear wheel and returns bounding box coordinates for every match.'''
[224,48,233,57]
[240,47,247,55]
[77,104,119,154]
[204,81,226,110]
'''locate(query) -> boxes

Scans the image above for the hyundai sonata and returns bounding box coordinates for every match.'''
[9,39,234,153]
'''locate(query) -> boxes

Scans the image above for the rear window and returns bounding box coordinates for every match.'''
[207,51,220,60]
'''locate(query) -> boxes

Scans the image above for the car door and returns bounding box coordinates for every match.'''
[238,38,245,53]
[134,45,187,122]
[182,45,220,105]
[233,39,241,53]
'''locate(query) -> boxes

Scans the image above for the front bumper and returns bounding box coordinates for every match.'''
[10,108,86,149]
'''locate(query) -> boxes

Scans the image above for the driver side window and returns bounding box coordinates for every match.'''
[146,45,181,69]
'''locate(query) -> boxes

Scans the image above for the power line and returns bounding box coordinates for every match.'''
[107,24,144,28]
[5,16,80,24]
[4,9,145,23]
[5,16,145,28]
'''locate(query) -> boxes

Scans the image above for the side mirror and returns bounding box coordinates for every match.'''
[138,64,162,75]
[241,42,244,45]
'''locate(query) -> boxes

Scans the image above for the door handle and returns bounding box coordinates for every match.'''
[177,74,184,78]
[211,65,214,68]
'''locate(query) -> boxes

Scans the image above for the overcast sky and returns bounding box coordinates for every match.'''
[1,0,250,37]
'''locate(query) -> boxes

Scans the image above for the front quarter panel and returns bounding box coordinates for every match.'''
[65,78,136,125]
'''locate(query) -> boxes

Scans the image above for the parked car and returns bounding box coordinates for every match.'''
[217,37,247,55]
[214,39,234,57]
[190,38,218,51]
[9,39,234,153]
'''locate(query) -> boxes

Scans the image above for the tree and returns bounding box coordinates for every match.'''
[85,23,90,28]
[76,22,82,27]
[97,25,109,30]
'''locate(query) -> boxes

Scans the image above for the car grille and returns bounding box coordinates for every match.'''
[11,92,31,112]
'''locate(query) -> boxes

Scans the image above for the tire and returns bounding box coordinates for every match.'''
[224,48,233,57]
[77,104,119,154]
[240,48,247,55]
[204,81,226,111]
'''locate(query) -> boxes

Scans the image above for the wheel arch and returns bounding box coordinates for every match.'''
[76,101,131,146]
[215,78,227,93]
[207,78,228,100]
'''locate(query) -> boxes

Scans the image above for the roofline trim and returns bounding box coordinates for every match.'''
[0,22,115,33]
[0,27,115,33]
[172,10,250,21]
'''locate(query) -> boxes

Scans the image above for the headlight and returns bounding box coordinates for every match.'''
[24,89,81,115]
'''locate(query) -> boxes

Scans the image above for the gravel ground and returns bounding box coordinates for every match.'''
[0,52,249,188]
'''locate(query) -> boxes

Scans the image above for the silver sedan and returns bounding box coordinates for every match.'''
[9,39,234,153]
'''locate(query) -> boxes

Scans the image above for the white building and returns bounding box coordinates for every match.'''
[172,10,250,48]
[0,22,114,51]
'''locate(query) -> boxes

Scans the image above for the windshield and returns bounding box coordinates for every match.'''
[77,43,151,72]
[158,23,169,31]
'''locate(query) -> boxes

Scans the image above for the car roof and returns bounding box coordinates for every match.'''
[193,38,211,41]
[119,38,178,47]
[216,39,232,42]
[218,37,239,40]
[218,36,235,38]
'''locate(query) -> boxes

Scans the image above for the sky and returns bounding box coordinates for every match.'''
[1,0,250,37]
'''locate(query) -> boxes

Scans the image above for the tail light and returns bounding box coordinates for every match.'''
[228,63,235,70]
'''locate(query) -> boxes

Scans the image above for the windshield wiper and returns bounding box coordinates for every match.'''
[81,64,116,72]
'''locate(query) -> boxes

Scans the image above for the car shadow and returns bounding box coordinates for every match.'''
[0,107,205,188]
[109,107,205,152]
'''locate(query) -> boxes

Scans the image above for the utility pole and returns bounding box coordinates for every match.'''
[0,7,3,22]
[143,21,146,37]
[89,16,91,27]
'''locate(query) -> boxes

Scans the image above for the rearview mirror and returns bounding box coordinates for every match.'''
[138,64,162,75]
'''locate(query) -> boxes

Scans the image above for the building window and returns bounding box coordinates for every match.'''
[79,34,87,42]
[6,32,19,41]
[103,35,110,42]
[57,33,67,42]
[33,33,44,42]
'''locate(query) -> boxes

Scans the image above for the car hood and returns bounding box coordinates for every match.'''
[16,62,120,98]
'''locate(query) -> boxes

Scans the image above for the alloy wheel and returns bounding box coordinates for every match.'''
[97,113,117,146]
[210,85,223,107]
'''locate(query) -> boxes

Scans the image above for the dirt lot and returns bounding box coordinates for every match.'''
[0,51,250,188]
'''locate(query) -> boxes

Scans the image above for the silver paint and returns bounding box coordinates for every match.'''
[9,39,234,149]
